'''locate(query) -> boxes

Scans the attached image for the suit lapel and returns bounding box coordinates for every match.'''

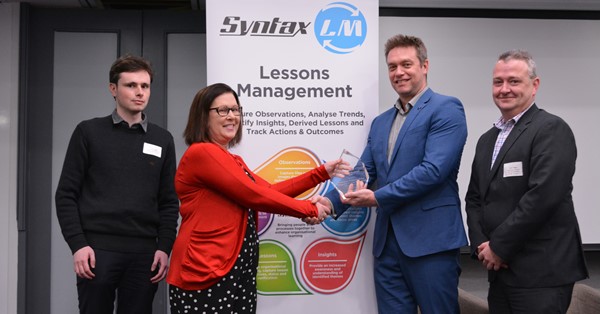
[485,104,540,188]
[481,129,498,170]
[478,129,498,199]
[377,108,398,172]
[388,89,432,167]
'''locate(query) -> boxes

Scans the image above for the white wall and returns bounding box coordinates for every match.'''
[0,3,20,314]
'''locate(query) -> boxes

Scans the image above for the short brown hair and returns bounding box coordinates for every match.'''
[183,83,243,147]
[384,34,428,66]
[109,54,154,84]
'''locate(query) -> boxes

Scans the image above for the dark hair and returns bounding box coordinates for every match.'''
[183,83,243,147]
[109,54,154,84]
[498,49,537,79]
[384,34,428,66]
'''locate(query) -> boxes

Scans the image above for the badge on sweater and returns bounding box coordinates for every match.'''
[143,142,162,158]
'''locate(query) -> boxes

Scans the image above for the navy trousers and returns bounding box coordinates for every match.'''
[374,224,461,314]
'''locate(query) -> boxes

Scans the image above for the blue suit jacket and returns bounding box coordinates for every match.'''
[330,88,468,258]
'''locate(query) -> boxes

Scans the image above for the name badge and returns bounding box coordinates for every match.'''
[143,142,162,158]
[503,161,523,177]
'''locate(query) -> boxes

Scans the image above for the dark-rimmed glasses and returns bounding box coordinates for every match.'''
[209,106,242,117]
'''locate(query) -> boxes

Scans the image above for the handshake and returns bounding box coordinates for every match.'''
[302,180,368,225]
[301,155,373,225]
[302,195,334,225]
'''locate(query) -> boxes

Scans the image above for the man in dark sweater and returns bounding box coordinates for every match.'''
[55,55,179,313]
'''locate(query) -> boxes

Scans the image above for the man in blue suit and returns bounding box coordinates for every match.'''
[312,34,468,313]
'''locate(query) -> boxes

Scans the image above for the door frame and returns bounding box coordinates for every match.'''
[18,5,205,313]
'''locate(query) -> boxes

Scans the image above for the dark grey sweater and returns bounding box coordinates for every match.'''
[55,114,179,255]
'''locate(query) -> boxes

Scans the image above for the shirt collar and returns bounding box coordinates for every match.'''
[494,102,534,129]
[394,86,429,116]
[112,109,148,132]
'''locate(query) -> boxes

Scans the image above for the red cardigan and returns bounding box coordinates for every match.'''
[166,143,330,290]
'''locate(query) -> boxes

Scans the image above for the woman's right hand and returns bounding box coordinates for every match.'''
[316,202,331,220]
[302,196,332,225]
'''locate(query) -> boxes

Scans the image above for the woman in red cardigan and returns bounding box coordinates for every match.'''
[167,83,342,314]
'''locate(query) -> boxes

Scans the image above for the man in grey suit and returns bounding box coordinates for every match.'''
[465,49,588,313]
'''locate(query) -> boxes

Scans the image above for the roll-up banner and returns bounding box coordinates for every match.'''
[206,1,378,312]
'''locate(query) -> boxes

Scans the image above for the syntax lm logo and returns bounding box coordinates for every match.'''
[314,2,367,54]
[220,16,310,37]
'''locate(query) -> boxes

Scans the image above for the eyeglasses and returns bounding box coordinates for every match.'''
[209,106,242,117]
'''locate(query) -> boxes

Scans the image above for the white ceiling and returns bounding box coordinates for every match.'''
[3,0,600,11]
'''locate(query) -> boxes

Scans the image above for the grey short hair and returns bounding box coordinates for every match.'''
[498,49,537,79]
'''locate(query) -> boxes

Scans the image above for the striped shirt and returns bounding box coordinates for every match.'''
[490,104,533,168]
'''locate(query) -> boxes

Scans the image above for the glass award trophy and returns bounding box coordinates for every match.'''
[330,149,369,200]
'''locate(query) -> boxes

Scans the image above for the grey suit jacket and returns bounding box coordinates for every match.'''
[465,104,588,287]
